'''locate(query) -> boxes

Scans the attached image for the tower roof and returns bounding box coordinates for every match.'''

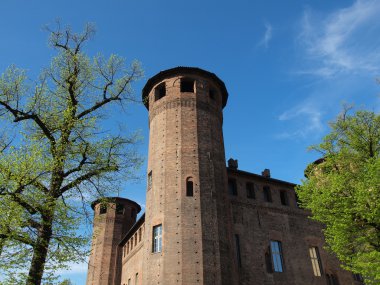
[142,66,229,109]
[91,196,141,212]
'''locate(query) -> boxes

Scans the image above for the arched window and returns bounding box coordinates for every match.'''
[154,82,166,101]
[186,177,194,197]
[99,204,107,215]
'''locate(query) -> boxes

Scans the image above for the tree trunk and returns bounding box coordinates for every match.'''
[26,213,54,285]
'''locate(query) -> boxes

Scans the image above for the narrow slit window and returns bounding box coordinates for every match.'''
[139,228,142,242]
[270,240,284,272]
[263,186,272,202]
[180,78,195,92]
[152,224,162,253]
[280,191,289,206]
[309,247,323,276]
[127,241,129,254]
[246,182,255,199]
[235,234,242,268]
[147,171,152,190]
[228,179,238,196]
[186,178,194,197]
[135,233,137,246]
[154,82,166,101]
[135,273,139,285]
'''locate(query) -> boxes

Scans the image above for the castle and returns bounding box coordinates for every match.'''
[86,67,362,285]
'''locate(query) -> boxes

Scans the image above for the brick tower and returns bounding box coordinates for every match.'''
[86,197,141,285]
[141,67,237,285]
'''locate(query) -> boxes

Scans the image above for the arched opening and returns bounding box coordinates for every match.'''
[154,82,166,101]
[186,177,194,197]
[180,78,195,93]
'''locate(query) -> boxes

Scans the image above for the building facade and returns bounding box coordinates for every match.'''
[86,67,362,285]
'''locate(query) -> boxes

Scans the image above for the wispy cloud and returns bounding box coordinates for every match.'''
[277,102,324,139]
[298,0,380,77]
[258,22,273,48]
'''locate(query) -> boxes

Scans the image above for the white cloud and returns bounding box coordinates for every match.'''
[258,22,273,48]
[298,0,380,77]
[277,102,324,139]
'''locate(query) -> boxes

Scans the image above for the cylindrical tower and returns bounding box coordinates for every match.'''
[142,67,237,285]
[86,197,141,285]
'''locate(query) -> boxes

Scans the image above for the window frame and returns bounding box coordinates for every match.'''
[152,224,162,253]
[270,240,284,272]
[309,246,323,276]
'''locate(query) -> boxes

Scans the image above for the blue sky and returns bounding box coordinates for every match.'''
[1,0,379,283]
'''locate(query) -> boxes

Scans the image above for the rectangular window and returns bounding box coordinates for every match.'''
[270,240,284,272]
[228,179,238,196]
[235,234,242,268]
[147,171,152,189]
[180,78,195,92]
[280,191,289,206]
[246,182,255,199]
[263,186,272,202]
[152,224,162,253]
[309,247,323,276]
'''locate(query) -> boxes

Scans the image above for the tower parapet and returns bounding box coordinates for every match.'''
[86,197,141,285]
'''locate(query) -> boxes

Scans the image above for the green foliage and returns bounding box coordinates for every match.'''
[297,109,380,284]
[0,22,143,284]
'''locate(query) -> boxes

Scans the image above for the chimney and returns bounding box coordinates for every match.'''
[262,169,271,178]
[228,158,238,170]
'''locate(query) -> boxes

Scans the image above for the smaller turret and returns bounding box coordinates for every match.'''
[86,197,141,285]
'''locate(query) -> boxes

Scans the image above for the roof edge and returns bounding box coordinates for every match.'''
[142,66,228,109]
[91,197,141,212]
[227,168,297,187]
